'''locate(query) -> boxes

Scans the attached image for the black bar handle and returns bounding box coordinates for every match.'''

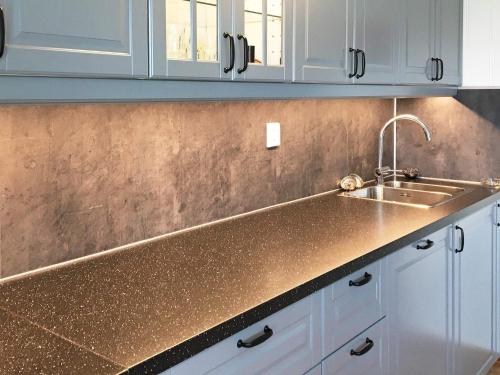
[361,50,366,77]
[349,48,358,78]
[237,325,273,348]
[455,225,465,253]
[438,58,444,81]
[350,338,374,356]
[237,34,248,74]
[431,58,438,81]
[416,239,434,250]
[356,49,366,79]
[0,8,5,58]
[223,32,235,73]
[349,272,372,287]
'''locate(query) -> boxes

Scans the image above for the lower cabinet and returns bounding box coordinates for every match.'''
[387,226,452,375]
[453,205,497,375]
[167,260,385,375]
[169,292,322,375]
[166,203,498,375]
[497,201,500,355]
[388,204,499,375]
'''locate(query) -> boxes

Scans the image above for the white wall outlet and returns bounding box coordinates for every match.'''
[266,122,281,149]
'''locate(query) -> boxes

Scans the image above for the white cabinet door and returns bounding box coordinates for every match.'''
[149,0,233,80]
[399,0,437,84]
[486,0,500,87]
[0,0,148,77]
[388,227,453,375]
[453,205,497,375]
[435,0,461,85]
[496,201,500,355]
[462,0,494,87]
[232,0,292,81]
[353,0,399,84]
[170,292,322,375]
[293,0,352,83]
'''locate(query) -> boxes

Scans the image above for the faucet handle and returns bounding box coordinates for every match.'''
[375,166,391,177]
[374,166,391,185]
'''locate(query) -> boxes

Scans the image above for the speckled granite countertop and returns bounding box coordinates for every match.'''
[0,178,499,374]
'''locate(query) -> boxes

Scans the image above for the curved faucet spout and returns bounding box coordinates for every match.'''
[378,114,432,176]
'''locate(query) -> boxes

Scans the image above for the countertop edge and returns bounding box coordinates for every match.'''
[125,191,500,374]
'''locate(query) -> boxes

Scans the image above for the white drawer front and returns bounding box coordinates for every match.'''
[322,319,387,375]
[322,260,385,357]
[170,292,322,375]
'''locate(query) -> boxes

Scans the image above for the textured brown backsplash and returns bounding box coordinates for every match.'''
[0,99,393,278]
[397,91,500,180]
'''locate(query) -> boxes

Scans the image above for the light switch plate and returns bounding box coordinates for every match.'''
[266,122,280,148]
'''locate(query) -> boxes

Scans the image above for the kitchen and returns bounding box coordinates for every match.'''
[0,0,499,374]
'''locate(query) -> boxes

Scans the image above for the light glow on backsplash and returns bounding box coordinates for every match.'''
[397,91,500,181]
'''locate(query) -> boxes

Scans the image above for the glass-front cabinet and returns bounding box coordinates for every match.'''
[150,0,233,79]
[150,0,291,81]
[232,0,292,81]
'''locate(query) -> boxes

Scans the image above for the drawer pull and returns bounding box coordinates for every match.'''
[0,8,4,58]
[237,325,273,348]
[223,32,235,73]
[455,225,465,253]
[416,239,434,250]
[349,48,358,78]
[350,338,374,356]
[237,34,249,74]
[349,272,372,287]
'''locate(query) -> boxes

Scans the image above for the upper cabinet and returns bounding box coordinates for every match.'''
[399,0,437,84]
[0,0,461,89]
[232,0,292,81]
[352,0,399,84]
[149,0,232,80]
[436,0,462,85]
[0,0,148,77]
[294,0,399,84]
[293,0,351,84]
[294,0,459,86]
[462,0,500,87]
[399,0,461,85]
[150,0,292,81]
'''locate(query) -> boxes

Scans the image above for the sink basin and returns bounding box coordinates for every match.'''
[340,185,457,208]
[384,180,465,195]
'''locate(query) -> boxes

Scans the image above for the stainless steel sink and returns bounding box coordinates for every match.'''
[384,180,465,195]
[339,180,470,208]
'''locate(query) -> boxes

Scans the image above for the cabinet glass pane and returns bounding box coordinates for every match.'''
[167,0,192,60]
[245,0,263,64]
[197,0,218,61]
[267,0,282,66]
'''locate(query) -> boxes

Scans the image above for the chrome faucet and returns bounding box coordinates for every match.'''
[376,114,432,185]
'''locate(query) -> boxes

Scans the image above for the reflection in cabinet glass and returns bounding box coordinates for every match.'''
[166,0,218,61]
[244,0,283,66]
[167,0,192,59]
[267,0,283,66]
[197,0,218,61]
